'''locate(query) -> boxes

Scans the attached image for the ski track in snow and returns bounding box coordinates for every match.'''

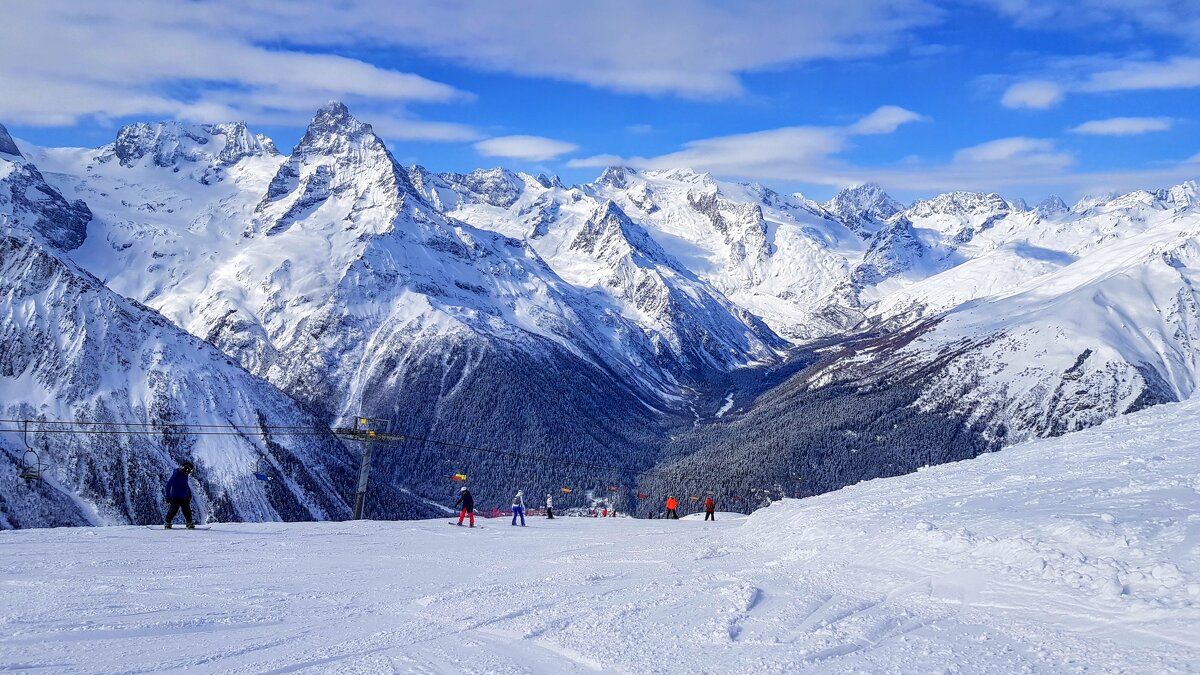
[3,398,1200,673]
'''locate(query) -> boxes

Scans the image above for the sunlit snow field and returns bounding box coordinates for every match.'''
[3,398,1199,673]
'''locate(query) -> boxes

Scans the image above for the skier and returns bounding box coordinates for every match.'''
[704,496,716,521]
[545,493,554,519]
[454,486,475,527]
[665,496,679,519]
[164,461,195,529]
[511,490,526,526]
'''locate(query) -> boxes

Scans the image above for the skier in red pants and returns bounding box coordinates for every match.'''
[454,487,475,527]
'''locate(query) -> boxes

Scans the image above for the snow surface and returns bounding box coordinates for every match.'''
[3,396,1198,673]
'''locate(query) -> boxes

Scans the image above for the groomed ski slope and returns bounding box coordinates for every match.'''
[3,400,1199,673]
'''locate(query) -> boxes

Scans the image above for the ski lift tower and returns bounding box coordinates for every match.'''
[333,416,392,520]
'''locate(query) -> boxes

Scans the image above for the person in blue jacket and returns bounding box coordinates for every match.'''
[164,461,195,529]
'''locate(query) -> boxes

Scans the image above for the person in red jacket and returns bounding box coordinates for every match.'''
[704,497,716,521]
[665,496,679,519]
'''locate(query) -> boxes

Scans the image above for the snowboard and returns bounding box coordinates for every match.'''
[448,522,483,528]
[148,525,211,530]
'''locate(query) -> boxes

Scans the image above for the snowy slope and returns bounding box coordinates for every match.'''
[2,396,1196,672]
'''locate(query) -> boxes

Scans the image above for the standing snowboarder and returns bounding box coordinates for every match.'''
[164,461,195,529]
[704,497,716,521]
[665,496,679,519]
[512,490,526,526]
[454,486,475,527]
[545,493,554,519]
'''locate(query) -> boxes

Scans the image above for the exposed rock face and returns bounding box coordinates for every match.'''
[0,125,90,251]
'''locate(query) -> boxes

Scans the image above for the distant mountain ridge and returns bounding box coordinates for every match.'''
[4,103,1200,524]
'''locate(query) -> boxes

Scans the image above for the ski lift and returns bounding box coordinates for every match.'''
[18,420,48,483]
[19,449,45,482]
[253,456,271,482]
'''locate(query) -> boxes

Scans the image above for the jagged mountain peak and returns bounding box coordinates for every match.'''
[257,102,422,232]
[595,166,638,189]
[534,173,563,189]
[108,120,276,171]
[0,122,24,158]
[292,101,382,156]
[1035,195,1069,219]
[1071,192,1118,213]
[825,183,903,231]
[908,191,1009,218]
[1158,180,1199,211]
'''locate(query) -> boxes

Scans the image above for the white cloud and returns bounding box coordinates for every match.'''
[849,106,927,134]
[0,1,947,140]
[953,137,1067,164]
[1069,117,1174,136]
[175,0,942,100]
[1002,56,1200,110]
[1082,57,1200,92]
[0,1,472,140]
[475,135,579,162]
[1001,80,1065,109]
[976,0,1200,42]
[567,106,922,181]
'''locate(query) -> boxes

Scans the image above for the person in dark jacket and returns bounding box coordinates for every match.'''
[454,487,475,527]
[704,497,716,521]
[164,461,195,529]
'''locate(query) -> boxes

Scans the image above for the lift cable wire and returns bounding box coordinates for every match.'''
[0,418,697,482]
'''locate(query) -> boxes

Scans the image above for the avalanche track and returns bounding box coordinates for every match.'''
[3,398,1200,673]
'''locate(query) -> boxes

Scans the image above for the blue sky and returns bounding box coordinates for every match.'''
[4,1,1200,203]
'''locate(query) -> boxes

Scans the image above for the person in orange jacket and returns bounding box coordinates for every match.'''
[665,496,679,519]
[704,496,716,521]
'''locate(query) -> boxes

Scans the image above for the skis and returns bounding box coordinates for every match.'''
[448,522,482,528]
[148,525,211,530]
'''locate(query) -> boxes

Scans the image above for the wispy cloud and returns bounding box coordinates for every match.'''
[567,106,925,181]
[1069,117,1174,136]
[849,106,927,134]
[475,135,579,162]
[0,1,474,140]
[0,0,944,131]
[1002,57,1200,110]
[1001,81,1065,110]
[975,0,1200,43]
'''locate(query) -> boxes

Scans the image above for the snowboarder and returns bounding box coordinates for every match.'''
[545,493,554,519]
[512,490,526,526]
[164,461,195,529]
[704,497,716,521]
[454,486,475,527]
[665,496,679,519]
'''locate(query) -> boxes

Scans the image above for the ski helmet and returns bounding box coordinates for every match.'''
[181,461,195,473]
[460,486,467,492]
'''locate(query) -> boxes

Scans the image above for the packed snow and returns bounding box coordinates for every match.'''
[3,396,1198,673]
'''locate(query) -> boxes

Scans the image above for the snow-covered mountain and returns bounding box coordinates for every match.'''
[0,137,443,527]
[6,103,1200,527]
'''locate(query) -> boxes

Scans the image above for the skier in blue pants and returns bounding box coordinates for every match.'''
[511,490,526,526]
